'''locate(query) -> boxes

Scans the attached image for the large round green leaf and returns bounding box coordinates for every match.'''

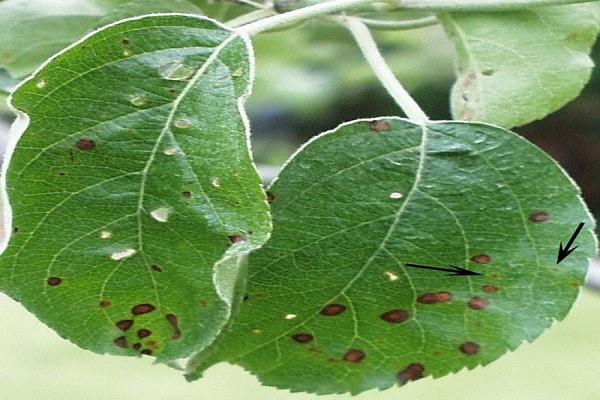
[187,118,596,394]
[0,15,270,362]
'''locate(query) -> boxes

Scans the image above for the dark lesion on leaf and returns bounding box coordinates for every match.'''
[75,138,96,150]
[459,341,480,355]
[471,254,491,264]
[467,296,489,310]
[114,336,128,348]
[115,319,133,331]
[417,291,452,304]
[369,120,390,132]
[380,309,409,323]
[131,303,156,315]
[46,276,62,286]
[397,363,425,384]
[343,349,366,363]
[529,211,550,222]
[166,314,182,340]
[291,333,314,343]
[319,303,346,316]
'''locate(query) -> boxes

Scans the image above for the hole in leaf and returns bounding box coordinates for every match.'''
[284,314,297,320]
[389,192,403,199]
[319,304,346,316]
[150,207,170,222]
[397,363,425,384]
[459,341,480,355]
[211,178,221,187]
[471,254,491,264]
[380,309,409,323]
[36,79,47,89]
[468,296,489,310]
[417,291,452,304]
[529,211,550,222]
[384,271,399,281]
[292,333,313,343]
[132,304,155,315]
[76,138,96,150]
[110,248,136,260]
[115,320,133,331]
[137,329,152,338]
[46,277,62,286]
[343,349,366,363]
[100,230,112,239]
[369,120,390,132]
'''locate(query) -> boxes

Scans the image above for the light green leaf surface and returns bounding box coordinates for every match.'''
[0,0,203,78]
[439,3,600,128]
[0,14,270,362]
[188,118,596,394]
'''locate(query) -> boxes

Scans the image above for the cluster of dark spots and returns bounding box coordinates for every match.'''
[99,300,111,308]
[417,291,452,304]
[115,319,133,331]
[166,314,181,339]
[76,138,96,150]
[380,309,409,323]
[343,349,366,363]
[471,254,491,264]
[132,303,156,315]
[137,329,152,338]
[397,363,425,384]
[266,191,275,204]
[482,284,498,293]
[292,333,314,343]
[151,264,163,272]
[228,235,247,243]
[459,341,480,355]
[529,211,550,222]
[468,296,489,310]
[181,190,192,198]
[114,336,127,348]
[121,38,130,45]
[46,276,62,286]
[320,303,346,316]
[369,120,390,132]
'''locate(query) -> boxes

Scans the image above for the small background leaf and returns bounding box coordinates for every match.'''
[188,118,596,394]
[0,15,270,362]
[439,3,600,128]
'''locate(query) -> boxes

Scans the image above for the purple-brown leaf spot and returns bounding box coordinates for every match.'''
[114,336,128,348]
[99,300,111,308]
[132,304,155,315]
[166,314,182,340]
[182,190,192,198]
[228,235,247,243]
[266,191,275,204]
[76,138,96,150]
[397,363,425,384]
[46,277,62,286]
[417,291,452,304]
[122,38,130,45]
[482,284,499,293]
[151,264,163,272]
[320,303,346,316]
[529,211,550,222]
[115,320,133,331]
[369,120,390,132]
[292,333,314,343]
[468,296,489,310]
[471,254,491,264]
[137,329,152,339]
[380,309,409,323]
[459,341,480,355]
[343,349,366,363]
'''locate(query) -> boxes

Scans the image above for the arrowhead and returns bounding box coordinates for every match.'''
[447,265,482,276]
[557,242,578,264]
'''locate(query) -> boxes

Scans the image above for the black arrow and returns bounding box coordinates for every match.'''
[405,263,482,276]
[557,222,585,264]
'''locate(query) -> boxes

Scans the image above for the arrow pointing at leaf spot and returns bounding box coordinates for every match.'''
[405,263,482,276]
[556,222,585,264]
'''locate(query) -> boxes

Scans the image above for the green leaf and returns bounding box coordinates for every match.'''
[187,118,596,394]
[439,3,600,128]
[0,0,203,78]
[0,14,270,362]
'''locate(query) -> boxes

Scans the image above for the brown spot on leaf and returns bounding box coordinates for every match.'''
[122,38,130,45]
[151,264,163,272]
[137,329,152,338]
[320,303,346,316]
[471,254,491,264]
[380,309,409,323]
[417,291,452,304]
[182,191,191,198]
[166,314,181,339]
[46,277,62,286]
[140,349,152,356]
[292,333,313,343]
[115,320,133,331]
[12,226,18,233]
[343,349,366,363]
[482,284,498,293]
[529,211,550,222]
[132,304,155,315]
[99,300,111,308]
[460,341,480,355]
[133,343,141,351]
[266,191,275,204]
[397,363,425,384]
[468,296,489,310]
[228,235,246,243]
[76,138,96,150]
[114,336,128,348]
[369,120,390,132]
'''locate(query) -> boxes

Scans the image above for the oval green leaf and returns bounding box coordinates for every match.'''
[439,3,600,128]
[187,118,596,394]
[0,14,270,362]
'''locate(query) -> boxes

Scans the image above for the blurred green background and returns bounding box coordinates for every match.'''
[1,1,600,399]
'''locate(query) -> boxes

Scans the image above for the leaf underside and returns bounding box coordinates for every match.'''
[439,3,600,129]
[0,15,270,362]
[188,118,596,395]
